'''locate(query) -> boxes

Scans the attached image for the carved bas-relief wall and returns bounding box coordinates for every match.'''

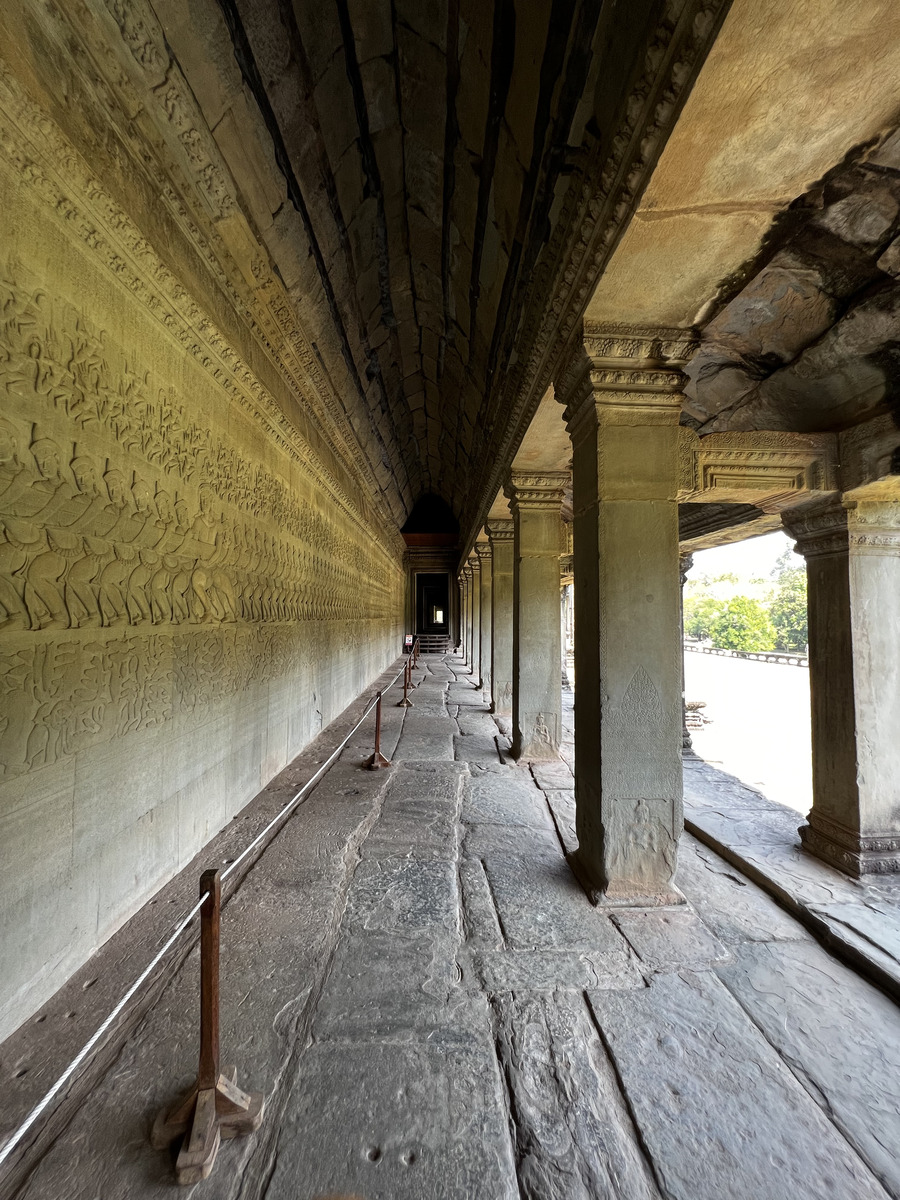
[0,94,405,1037]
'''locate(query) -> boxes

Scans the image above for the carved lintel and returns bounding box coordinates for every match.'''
[678,431,838,510]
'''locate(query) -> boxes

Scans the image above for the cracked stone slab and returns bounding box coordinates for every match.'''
[261,1029,519,1200]
[611,909,731,971]
[466,947,645,992]
[492,991,660,1200]
[481,855,624,952]
[686,803,804,848]
[462,768,554,829]
[590,971,890,1200]
[717,940,900,1197]
[457,712,499,737]
[675,836,811,945]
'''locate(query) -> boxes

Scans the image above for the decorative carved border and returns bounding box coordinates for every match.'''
[678,432,838,511]
[464,0,731,552]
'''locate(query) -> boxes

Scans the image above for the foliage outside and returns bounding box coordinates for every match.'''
[708,596,776,652]
[684,559,808,654]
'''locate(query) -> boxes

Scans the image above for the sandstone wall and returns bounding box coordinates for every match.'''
[0,63,405,1039]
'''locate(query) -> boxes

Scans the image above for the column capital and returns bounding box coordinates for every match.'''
[486,519,514,543]
[847,499,900,555]
[782,499,849,559]
[461,563,473,581]
[468,552,481,576]
[474,541,492,562]
[557,322,698,438]
[503,470,569,512]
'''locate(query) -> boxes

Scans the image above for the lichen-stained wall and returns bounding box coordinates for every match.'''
[0,60,405,1038]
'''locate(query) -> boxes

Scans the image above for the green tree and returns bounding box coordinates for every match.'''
[708,596,776,652]
[769,567,808,651]
[683,595,724,640]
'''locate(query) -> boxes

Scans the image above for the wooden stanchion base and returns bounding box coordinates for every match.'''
[152,1065,265,1185]
[365,750,391,769]
[397,697,413,707]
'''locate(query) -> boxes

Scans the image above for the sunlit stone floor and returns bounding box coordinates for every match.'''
[3,655,900,1199]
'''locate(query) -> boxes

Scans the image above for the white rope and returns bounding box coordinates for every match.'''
[0,657,412,1170]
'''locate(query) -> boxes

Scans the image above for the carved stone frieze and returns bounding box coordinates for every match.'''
[0,53,403,557]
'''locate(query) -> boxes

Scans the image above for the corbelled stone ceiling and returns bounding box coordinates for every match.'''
[151,0,730,533]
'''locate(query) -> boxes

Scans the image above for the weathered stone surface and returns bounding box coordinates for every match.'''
[462,822,561,862]
[481,855,623,952]
[462,767,554,828]
[261,1033,518,1200]
[362,762,465,861]
[392,714,457,761]
[718,940,900,1196]
[468,947,644,993]
[458,856,504,950]
[590,972,889,1200]
[454,732,501,764]
[492,991,661,1200]
[611,909,730,971]
[675,836,810,945]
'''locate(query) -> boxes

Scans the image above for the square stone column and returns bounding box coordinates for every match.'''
[784,498,900,876]
[488,521,514,714]
[458,572,467,655]
[559,324,695,906]
[468,553,481,678]
[461,565,472,662]
[504,472,568,760]
[475,543,493,692]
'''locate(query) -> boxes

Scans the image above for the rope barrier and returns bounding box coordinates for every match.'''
[0,654,415,1172]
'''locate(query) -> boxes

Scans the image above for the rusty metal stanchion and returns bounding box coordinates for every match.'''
[397,656,413,707]
[151,870,264,1184]
[365,690,392,768]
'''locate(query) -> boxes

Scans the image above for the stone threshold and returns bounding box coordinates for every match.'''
[684,755,900,1005]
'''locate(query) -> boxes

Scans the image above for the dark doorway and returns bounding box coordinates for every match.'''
[416,573,450,635]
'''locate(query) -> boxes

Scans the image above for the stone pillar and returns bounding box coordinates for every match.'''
[468,553,481,679]
[504,472,567,760]
[475,542,493,692]
[679,552,694,751]
[559,325,695,906]
[461,565,471,663]
[488,520,514,714]
[784,498,900,876]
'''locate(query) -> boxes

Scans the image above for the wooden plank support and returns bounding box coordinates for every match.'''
[365,690,392,768]
[151,869,265,1184]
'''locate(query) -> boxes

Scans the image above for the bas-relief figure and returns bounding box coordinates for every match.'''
[0,266,404,781]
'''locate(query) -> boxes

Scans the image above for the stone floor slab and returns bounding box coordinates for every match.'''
[262,1032,518,1200]
[492,990,660,1200]
[482,854,624,952]
[611,909,731,971]
[462,767,553,828]
[717,940,900,1197]
[590,971,890,1200]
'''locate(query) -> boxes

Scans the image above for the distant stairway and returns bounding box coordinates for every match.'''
[416,634,451,653]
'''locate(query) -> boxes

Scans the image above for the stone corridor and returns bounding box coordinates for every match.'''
[5,654,900,1199]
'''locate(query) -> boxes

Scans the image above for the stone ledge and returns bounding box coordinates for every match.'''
[684,758,900,1005]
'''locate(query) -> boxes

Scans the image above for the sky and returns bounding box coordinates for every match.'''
[687,530,804,583]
